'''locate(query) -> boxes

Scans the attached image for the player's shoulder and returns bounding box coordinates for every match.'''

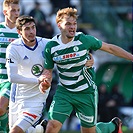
[37,35,57,48]
[46,35,60,47]
[8,38,22,48]
[0,22,6,30]
[36,36,50,43]
[75,32,87,39]
[36,36,51,47]
[6,38,22,53]
[0,22,18,34]
[48,34,61,44]
[75,31,97,41]
[0,22,5,27]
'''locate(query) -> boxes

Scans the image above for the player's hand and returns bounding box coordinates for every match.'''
[85,53,94,68]
[38,75,47,83]
[39,79,51,94]
[38,70,52,83]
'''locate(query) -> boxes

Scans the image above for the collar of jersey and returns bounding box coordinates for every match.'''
[21,38,38,51]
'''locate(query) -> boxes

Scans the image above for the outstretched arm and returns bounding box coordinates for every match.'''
[100,42,133,61]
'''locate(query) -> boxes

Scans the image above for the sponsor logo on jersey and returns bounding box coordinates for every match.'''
[53,52,79,62]
[31,64,43,76]
[6,58,14,63]
[0,37,16,42]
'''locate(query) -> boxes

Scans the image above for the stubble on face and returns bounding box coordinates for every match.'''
[62,16,77,37]
[29,39,36,42]
[21,22,36,46]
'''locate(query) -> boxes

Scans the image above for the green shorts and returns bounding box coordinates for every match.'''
[48,84,98,128]
[0,81,11,99]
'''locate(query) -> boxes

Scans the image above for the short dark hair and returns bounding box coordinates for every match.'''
[16,15,35,30]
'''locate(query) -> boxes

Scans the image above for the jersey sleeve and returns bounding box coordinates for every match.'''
[80,34,102,51]
[44,42,54,69]
[6,44,38,84]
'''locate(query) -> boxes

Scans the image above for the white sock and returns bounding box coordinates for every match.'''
[35,124,44,133]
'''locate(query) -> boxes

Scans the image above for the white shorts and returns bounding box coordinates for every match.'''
[9,100,45,132]
[9,83,50,132]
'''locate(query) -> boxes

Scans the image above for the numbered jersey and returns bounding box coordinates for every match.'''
[0,22,19,83]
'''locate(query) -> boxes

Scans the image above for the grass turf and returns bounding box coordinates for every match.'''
[59,130,133,133]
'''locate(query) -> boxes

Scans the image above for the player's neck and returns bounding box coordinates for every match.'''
[22,38,36,47]
[60,35,73,44]
[5,18,16,29]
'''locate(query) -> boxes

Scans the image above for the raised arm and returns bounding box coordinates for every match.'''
[100,42,133,61]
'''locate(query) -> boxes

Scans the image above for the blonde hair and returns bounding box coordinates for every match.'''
[56,7,78,24]
[3,0,19,10]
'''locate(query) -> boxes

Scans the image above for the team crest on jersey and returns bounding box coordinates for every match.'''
[73,46,79,52]
[31,64,43,76]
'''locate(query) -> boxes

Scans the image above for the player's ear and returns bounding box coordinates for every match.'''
[57,23,61,29]
[3,10,7,16]
[17,29,22,35]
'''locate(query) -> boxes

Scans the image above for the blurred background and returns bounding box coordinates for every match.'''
[0,0,132,132]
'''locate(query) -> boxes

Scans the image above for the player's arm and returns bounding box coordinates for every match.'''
[6,63,39,84]
[39,41,54,93]
[38,69,53,94]
[100,42,133,61]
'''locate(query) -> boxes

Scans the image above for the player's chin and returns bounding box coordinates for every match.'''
[67,34,75,39]
[29,38,36,42]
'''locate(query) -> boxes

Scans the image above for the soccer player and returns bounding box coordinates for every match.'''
[39,7,133,133]
[5,15,51,133]
[0,0,20,132]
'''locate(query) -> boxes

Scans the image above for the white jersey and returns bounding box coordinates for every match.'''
[6,37,50,114]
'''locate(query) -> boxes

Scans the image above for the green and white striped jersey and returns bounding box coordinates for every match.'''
[44,32,102,92]
[0,22,19,83]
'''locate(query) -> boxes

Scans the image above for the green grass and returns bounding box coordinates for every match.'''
[124,131,133,133]
[59,130,133,133]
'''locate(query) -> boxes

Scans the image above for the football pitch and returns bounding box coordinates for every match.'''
[59,130,133,133]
